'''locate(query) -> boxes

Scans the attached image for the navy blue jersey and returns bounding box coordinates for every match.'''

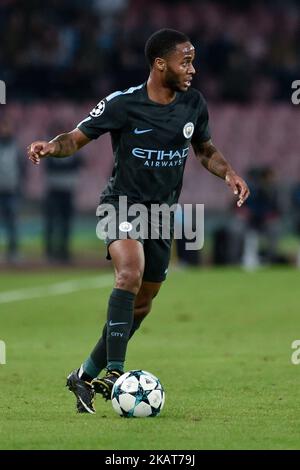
[77,83,210,205]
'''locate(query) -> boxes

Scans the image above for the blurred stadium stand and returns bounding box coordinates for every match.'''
[1,0,299,265]
[1,0,299,102]
[2,103,297,209]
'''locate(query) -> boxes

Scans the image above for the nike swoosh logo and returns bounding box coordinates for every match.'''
[109,321,128,326]
[134,128,153,134]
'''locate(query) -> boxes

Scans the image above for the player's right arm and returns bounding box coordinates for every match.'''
[28,93,127,165]
[27,128,90,165]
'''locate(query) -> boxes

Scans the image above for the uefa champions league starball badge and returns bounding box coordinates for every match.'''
[90,100,105,117]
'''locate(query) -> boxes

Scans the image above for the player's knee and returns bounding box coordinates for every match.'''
[116,269,143,294]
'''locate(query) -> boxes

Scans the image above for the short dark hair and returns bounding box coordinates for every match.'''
[145,29,190,67]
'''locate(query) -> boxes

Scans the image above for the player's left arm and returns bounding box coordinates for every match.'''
[192,139,250,207]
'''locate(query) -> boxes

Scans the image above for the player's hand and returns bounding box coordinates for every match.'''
[27,141,57,165]
[225,171,250,207]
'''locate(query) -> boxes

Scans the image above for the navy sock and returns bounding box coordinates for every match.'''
[106,288,135,370]
[89,317,143,374]
[81,310,142,379]
[88,323,108,376]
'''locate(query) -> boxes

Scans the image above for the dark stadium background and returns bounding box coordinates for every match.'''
[1,0,299,267]
[1,0,300,452]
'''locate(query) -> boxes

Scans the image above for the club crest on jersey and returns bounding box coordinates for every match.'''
[90,100,105,117]
[183,122,194,139]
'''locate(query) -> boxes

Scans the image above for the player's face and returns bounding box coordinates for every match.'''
[163,42,196,92]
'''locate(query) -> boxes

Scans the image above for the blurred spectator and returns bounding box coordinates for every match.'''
[44,124,83,263]
[0,117,22,263]
[291,177,300,267]
[92,0,128,15]
[175,207,202,266]
[241,167,282,269]
[212,222,244,266]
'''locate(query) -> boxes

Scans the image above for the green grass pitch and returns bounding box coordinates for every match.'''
[0,267,299,450]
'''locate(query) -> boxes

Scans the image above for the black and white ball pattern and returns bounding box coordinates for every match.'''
[111,370,165,418]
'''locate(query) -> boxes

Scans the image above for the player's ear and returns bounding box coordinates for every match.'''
[155,58,165,72]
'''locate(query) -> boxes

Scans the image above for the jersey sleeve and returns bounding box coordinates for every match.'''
[191,94,211,144]
[77,95,127,139]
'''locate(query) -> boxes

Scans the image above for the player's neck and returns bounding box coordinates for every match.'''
[146,77,176,105]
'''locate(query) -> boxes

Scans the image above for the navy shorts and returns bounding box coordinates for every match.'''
[97,198,174,283]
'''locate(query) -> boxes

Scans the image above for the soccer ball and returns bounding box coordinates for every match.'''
[111,370,165,418]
